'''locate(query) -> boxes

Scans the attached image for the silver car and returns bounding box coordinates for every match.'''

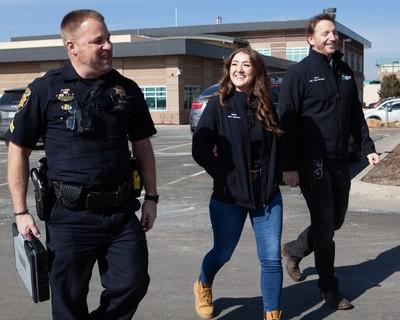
[0,88,25,139]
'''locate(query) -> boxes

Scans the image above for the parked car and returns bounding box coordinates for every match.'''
[189,75,282,133]
[0,87,25,140]
[363,97,400,122]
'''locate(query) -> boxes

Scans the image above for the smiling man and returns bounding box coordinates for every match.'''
[278,13,379,310]
[7,9,158,320]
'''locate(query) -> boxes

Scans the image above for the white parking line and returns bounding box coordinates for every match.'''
[164,170,205,186]
[155,143,192,152]
[162,207,195,214]
[0,183,8,187]
[155,152,191,157]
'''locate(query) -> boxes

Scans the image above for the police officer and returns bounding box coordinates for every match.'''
[7,10,158,320]
[278,13,379,310]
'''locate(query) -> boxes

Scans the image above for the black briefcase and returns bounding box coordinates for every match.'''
[12,223,50,303]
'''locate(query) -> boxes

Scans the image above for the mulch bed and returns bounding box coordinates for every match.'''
[361,143,400,186]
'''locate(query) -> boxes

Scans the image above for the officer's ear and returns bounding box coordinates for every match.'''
[66,41,78,56]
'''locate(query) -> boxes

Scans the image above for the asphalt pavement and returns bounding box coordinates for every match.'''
[0,126,399,320]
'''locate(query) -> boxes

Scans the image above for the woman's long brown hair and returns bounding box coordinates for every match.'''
[218,47,283,136]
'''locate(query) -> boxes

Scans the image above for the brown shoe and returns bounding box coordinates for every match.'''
[322,290,354,310]
[264,310,282,320]
[281,244,303,282]
[193,280,214,319]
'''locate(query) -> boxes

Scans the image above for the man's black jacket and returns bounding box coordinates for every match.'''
[192,91,280,209]
[278,49,375,171]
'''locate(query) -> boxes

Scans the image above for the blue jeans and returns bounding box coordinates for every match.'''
[199,191,283,311]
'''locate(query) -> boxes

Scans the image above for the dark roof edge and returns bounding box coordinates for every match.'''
[10,19,371,48]
[0,39,294,71]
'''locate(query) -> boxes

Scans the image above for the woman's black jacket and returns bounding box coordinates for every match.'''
[192,91,280,209]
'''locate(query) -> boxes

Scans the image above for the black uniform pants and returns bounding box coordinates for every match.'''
[285,159,350,292]
[46,199,149,320]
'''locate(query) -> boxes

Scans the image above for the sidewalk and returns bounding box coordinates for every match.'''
[349,128,400,213]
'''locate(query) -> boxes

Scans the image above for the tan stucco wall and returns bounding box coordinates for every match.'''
[363,83,381,106]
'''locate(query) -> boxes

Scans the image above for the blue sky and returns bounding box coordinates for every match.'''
[0,0,399,80]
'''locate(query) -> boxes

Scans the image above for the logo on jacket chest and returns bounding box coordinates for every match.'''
[227,113,241,120]
[309,76,326,83]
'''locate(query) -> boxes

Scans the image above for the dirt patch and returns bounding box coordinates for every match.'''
[361,143,400,186]
[367,119,400,128]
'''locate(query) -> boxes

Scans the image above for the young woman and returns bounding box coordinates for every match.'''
[192,47,283,320]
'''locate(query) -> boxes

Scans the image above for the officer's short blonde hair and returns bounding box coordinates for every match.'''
[60,9,105,44]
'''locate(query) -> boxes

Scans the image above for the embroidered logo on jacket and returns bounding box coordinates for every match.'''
[341,75,352,80]
[227,113,241,119]
[309,76,326,83]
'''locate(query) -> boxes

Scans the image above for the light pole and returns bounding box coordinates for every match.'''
[390,60,399,97]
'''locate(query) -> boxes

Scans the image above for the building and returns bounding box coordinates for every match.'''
[363,80,381,106]
[0,17,370,124]
[376,58,400,81]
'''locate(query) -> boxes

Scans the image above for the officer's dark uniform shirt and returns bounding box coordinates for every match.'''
[7,62,156,188]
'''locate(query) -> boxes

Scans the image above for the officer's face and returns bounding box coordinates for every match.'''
[308,20,338,58]
[70,18,113,78]
[229,52,255,94]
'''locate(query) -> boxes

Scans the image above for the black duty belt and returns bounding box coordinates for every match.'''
[51,181,133,210]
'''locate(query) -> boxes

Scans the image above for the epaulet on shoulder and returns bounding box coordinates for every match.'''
[32,67,62,85]
[41,68,62,80]
[112,69,137,86]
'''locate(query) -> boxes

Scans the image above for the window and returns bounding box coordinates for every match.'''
[391,102,400,110]
[140,86,166,111]
[286,47,309,62]
[184,86,201,110]
[256,48,272,56]
[356,55,361,72]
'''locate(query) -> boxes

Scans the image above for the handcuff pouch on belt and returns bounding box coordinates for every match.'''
[52,182,83,210]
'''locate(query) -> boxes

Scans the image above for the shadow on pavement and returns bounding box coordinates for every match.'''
[214,296,262,319]
[214,245,400,319]
[284,245,400,319]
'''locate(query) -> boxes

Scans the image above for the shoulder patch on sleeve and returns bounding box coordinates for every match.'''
[17,88,31,112]
[9,120,15,133]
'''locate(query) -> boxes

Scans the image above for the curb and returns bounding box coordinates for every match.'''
[349,129,400,213]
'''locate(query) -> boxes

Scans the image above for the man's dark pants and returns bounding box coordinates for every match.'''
[285,159,350,292]
[46,199,149,320]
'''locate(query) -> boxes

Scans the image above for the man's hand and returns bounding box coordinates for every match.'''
[140,200,157,232]
[16,213,40,241]
[367,152,380,165]
[282,171,300,187]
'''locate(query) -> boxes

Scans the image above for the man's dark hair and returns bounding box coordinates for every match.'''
[306,13,336,37]
[60,9,105,43]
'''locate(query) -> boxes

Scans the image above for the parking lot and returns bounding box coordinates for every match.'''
[0,125,399,319]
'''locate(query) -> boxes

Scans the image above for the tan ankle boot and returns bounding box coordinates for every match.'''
[264,310,282,320]
[193,280,214,319]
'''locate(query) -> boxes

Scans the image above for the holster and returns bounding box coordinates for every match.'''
[30,158,54,221]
